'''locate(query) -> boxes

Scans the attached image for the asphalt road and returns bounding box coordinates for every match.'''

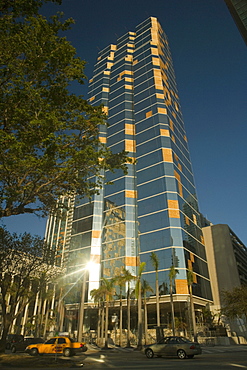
[2,346,247,369]
[81,350,247,369]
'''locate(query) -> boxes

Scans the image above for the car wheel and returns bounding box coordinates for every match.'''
[81,346,87,352]
[145,348,154,359]
[30,348,39,356]
[11,346,16,353]
[177,349,186,359]
[63,348,72,357]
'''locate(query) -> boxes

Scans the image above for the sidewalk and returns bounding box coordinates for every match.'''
[201,344,247,354]
[86,343,136,352]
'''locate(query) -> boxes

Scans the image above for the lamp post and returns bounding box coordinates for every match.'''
[77,261,95,342]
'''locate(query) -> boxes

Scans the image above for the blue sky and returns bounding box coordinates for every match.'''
[2,0,247,246]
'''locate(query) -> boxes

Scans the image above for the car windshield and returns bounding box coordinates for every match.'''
[68,337,74,342]
[179,337,191,343]
[158,336,191,344]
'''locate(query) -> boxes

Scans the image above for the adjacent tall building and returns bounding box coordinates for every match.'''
[203,224,247,310]
[46,17,213,330]
[224,0,247,45]
[202,224,247,339]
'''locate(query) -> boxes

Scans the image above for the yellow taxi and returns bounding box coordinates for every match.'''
[25,336,87,357]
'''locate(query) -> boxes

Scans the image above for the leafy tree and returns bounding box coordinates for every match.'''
[0,227,61,352]
[221,286,247,319]
[202,307,215,327]
[0,0,62,16]
[174,316,187,334]
[150,252,160,327]
[0,0,130,218]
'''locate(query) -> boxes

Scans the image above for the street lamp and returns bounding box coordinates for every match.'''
[77,261,95,342]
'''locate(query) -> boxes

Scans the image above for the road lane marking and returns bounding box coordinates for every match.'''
[229,364,247,368]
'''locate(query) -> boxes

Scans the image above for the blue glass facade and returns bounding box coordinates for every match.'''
[67,17,212,302]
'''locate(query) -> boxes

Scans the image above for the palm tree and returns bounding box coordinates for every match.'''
[136,262,146,350]
[121,268,135,347]
[142,279,154,345]
[169,265,178,335]
[90,286,105,346]
[113,273,125,347]
[100,278,115,348]
[187,269,197,341]
[150,252,160,327]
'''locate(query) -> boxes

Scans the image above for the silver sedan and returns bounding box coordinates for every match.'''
[144,336,202,359]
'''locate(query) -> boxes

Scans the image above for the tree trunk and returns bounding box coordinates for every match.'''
[0,318,11,353]
[100,303,105,346]
[104,301,109,348]
[156,278,160,327]
[144,297,148,345]
[0,295,23,353]
[96,304,101,346]
[189,286,197,341]
[170,283,175,335]
[119,295,123,346]
[137,280,142,350]
[43,305,49,339]
[126,284,131,347]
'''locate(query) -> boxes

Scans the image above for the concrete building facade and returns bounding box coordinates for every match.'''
[203,224,247,340]
[203,224,247,310]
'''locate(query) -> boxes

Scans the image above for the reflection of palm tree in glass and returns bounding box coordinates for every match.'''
[159,282,168,295]
[102,200,126,277]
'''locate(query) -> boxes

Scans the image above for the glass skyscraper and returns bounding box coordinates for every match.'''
[48,17,212,316]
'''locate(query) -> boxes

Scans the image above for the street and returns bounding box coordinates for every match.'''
[2,346,247,369]
[80,350,247,369]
